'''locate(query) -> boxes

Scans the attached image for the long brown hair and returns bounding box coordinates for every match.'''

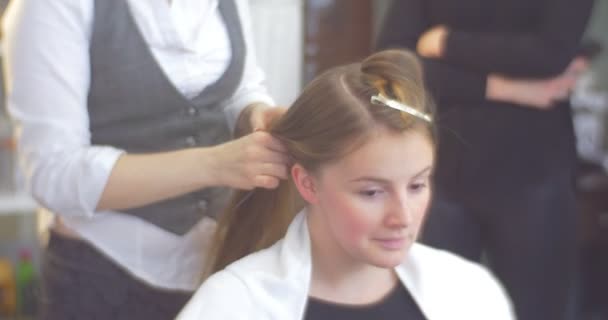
[204,49,436,276]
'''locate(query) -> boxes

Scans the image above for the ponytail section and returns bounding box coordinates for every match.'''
[204,179,303,276]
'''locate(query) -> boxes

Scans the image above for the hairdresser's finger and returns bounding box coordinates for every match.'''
[261,106,288,130]
[247,103,270,132]
[250,116,266,133]
[252,131,287,153]
[259,149,291,167]
[266,137,288,154]
[252,106,288,131]
[249,105,286,131]
[242,145,289,168]
[258,162,289,180]
[254,175,281,189]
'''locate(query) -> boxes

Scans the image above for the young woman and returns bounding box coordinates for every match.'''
[177,50,515,319]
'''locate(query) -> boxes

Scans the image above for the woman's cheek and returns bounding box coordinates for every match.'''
[332,194,378,240]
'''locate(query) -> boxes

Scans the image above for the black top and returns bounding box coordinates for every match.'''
[377,0,594,103]
[304,284,427,320]
[376,0,594,204]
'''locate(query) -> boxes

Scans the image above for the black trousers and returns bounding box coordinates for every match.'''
[421,181,578,320]
[40,232,193,320]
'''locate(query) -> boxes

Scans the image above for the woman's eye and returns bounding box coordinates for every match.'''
[359,189,383,197]
[409,182,428,192]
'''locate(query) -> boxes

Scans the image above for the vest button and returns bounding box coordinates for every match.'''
[187,107,197,116]
[197,200,208,212]
[185,136,197,147]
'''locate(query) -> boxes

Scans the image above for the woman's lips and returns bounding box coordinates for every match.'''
[374,237,406,250]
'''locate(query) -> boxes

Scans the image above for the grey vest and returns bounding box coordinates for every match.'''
[88,0,245,235]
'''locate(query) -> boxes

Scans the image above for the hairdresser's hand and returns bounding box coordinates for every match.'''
[249,104,288,131]
[208,131,290,190]
[417,25,449,58]
[235,103,287,137]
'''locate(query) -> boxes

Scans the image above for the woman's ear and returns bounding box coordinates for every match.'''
[291,163,318,204]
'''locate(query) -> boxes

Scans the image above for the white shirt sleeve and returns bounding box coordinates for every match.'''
[222,0,276,131]
[2,0,275,217]
[2,0,125,217]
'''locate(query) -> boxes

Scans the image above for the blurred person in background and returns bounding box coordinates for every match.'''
[2,0,288,319]
[377,0,594,319]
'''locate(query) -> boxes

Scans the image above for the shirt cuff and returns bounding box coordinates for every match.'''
[30,145,125,217]
[79,146,125,216]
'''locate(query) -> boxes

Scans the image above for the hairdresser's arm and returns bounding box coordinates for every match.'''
[3,0,288,217]
[376,0,488,105]
[100,71,289,211]
[418,0,594,77]
[102,39,289,212]
[98,131,289,211]
[3,0,117,217]
[234,103,288,137]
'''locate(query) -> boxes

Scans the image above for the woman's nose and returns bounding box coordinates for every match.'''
[386,195,412,228]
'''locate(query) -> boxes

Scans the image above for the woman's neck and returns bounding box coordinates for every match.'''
[307,215,398,305]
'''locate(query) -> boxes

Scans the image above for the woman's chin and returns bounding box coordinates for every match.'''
[366,250,408,269]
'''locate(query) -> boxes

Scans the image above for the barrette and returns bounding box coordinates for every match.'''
[370,93,432,123]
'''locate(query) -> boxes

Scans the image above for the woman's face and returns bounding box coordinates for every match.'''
[303,128,434,268]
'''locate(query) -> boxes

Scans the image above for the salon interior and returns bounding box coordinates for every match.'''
[0,0,608,319]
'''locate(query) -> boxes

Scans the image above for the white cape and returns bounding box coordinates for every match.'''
[177,210,515,319]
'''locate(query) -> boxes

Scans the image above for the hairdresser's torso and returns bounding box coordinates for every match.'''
[4,0,270,291]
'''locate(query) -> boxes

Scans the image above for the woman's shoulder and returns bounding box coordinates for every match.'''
[225,212,310,278]
[407,243,503,288]
[409,243,492,272]
[403,243,515,319]
[176,269,252,319]
[225,236,287,273]
[177,239,295,319]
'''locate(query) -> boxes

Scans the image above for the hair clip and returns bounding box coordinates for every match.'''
[370,93,432,123]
